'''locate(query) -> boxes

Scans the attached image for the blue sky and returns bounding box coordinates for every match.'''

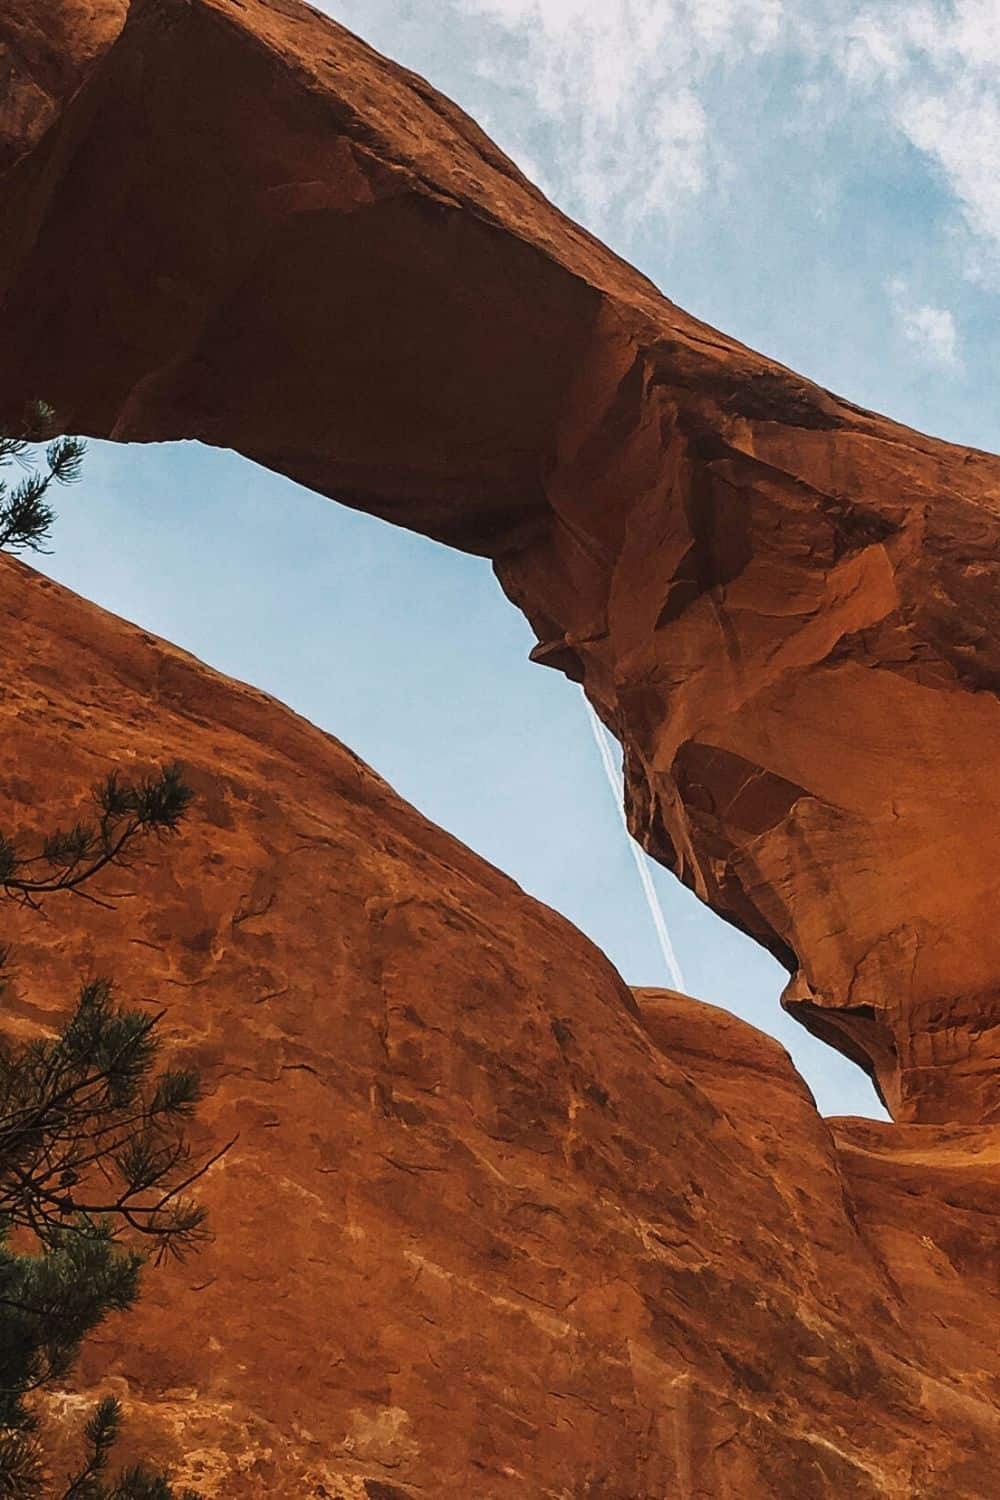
[36,0,1000,1119]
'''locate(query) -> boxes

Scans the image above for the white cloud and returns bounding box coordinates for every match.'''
[836,14,905,86]
[456,0,787,236]
[887,276,962,371]
[901,86,1000,251]
[835,1,1000,282]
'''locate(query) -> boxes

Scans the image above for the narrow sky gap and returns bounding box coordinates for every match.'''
[584,695,687,993]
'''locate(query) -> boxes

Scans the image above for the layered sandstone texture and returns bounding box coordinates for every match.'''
[4,0,1000,1124]
[2,553,999,1498]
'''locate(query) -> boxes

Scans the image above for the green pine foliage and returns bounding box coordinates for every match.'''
[0,976,211,1259]
[0,403,86,555]
[0,764,193,909]
[0,956,213,1500]
[51,1395,201,1500]
[0,876,212,1500]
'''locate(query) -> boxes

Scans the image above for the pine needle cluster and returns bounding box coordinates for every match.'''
[0,977,212,1498]
[0,403,86,556]
[0,765,193,912]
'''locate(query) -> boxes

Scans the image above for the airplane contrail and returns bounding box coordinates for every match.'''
[584,693,687,992]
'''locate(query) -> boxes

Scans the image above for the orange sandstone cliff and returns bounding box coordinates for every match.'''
[2,553,999,1498]
[1,0,1000,1493]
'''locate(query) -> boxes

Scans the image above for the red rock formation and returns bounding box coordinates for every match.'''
[3,0,999,1124]
[2,1,1000,1491]
[1,552,998,1496]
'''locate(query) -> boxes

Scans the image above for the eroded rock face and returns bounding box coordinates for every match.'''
[3,0,999,1122]
[0,0,126,174]
[1,553,998,1496]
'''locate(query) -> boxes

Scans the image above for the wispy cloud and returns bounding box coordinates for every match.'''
[834,1,1000,284]
[323,0,1000,302]
[459,0,1000,283]
[887,276,962,371]
[457,0,785,235]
